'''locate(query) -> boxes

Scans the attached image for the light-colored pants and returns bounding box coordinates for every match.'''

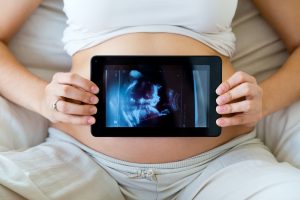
[1,128,300,200]
[256,100,300,168]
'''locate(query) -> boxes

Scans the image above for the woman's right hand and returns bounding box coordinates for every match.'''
[40,72,99,125]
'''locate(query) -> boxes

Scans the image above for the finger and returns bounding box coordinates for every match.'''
[53,72,99,94]
[55,100,97,115]
[55,112,96,125]
[216,71,256,95]
[55,84,99,105]
[216,100,254,115]
[216,82,258,105]
[216,114,254,127]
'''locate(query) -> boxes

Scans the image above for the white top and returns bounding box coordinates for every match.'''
[63,0,238,57]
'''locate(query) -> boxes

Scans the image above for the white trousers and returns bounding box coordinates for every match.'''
[1,127,300,200]
[256,100,300,168]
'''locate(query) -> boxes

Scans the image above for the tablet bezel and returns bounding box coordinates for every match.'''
[91,56,222,137]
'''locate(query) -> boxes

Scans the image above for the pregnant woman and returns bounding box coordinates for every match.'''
[1,0,300,199]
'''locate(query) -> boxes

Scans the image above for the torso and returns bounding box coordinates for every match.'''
[53,33,253,163]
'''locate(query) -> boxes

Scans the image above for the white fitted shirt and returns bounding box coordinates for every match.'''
[63,0,238,57]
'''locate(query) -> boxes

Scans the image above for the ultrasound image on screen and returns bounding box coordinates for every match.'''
[105,65,209,128]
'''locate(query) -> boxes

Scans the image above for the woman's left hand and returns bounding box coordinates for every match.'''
[215,71,263,128]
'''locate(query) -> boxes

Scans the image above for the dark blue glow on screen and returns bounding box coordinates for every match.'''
[105,65,209,128]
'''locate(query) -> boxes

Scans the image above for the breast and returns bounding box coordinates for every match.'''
[63,0,238,33]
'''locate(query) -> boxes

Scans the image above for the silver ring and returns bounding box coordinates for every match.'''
[52,99,61,112]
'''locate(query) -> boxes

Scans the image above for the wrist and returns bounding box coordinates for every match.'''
[262,98,269,118]
[35,82,49,119]
[261,84,272,118]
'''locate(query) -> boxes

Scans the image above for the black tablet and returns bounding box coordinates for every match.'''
[91,56,222,137]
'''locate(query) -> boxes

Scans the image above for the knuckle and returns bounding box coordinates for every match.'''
[68,73,77,83]
[52,73,61,81]
[84,93,93,103]
[88,105,96,114]
[236,71,245,82]
[243,83,252,94]
[244,101,252,111]
[226,92,232,101]
[48,84,58,95]
[77,105,87,115]
[62,85,71,95]
[253,85,263,98]
[236,71,244,76]
[227,104,233,113]
[82,93,91,103]
[224,81,231,90]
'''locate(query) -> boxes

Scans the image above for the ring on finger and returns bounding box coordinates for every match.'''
[52,99,62,112]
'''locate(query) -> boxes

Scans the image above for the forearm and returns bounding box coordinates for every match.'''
[260,47,300,117]
[0,41,47,114]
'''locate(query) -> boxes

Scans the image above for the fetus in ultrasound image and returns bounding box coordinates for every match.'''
[121,70,179,127]
[106,67,196,127]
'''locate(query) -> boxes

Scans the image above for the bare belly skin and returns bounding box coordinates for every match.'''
[53,33,252,163]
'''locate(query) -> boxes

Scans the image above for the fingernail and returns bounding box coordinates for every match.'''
[216,106,226,114]
[91,86,99,94]
[216,98,220,105]
[216,84,226,95]
[216,119,225,127]
[90,107,97,114]
[216,87,222,95]
[88,117,95,124]
[216,96,225,105]
[90,96,99,104]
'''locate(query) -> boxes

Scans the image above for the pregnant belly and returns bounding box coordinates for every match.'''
[52,33,252,163]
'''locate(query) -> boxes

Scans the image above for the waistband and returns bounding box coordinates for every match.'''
[48,127,258,170]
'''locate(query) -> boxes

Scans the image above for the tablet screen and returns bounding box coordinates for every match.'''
[105,65,209,128]
[91,56,221,137]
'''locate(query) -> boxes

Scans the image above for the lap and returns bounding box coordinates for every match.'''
[257,100,300,167]
[192,161,300,200]
[0,137,125,200]
[0,96,49,151]
[177,139,300,199]
[1,130,300,200]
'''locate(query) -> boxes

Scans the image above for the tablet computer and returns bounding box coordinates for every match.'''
[91,56,222,137]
